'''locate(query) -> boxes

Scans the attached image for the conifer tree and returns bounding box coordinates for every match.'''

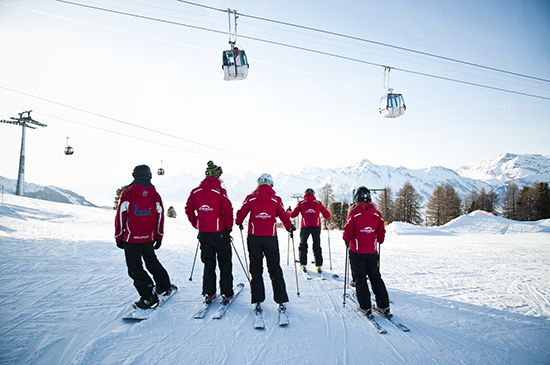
[375,187,394,223]
[426,183,462,226]
[393,182,423,225]
[319,183,335,209]
[502,183,520,220]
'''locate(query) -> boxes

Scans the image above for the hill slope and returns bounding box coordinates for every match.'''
[1,194,549,364]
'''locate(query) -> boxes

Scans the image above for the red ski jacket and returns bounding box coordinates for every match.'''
[115,183,164,244]
[236,185,293,236]
[343,202,385,254]
[185,177,233,233]
[290,193,331,228]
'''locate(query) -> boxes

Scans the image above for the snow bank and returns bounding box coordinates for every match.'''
[388,210,550,235]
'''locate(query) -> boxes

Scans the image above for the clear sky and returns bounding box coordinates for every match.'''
[1,0,549,205]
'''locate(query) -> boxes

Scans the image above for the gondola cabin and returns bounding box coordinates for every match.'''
[157,167,165,176]
[222,47,249,81]
[64,137,74,155]
[379,93,406,118]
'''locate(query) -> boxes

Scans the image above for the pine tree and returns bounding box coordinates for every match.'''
[319,183,335,209]
[113,185,128,210]
[330,201,347,229]
[465,188,498,214]
[517,182,550,221]
[393,182,423,225]
[533,182,550,220]
[426,184,462,226]
[516,185,536,221]
[375,187,394,223]
[502,183,520,220]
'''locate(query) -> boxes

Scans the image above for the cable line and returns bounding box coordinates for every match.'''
[0,85,262,161]
[176,0,550,84]
[55,0,550,101]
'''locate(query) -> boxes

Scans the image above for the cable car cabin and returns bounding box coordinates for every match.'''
[157,167,165,176]
[64,146,74,155]
[379,93,406,118]
[222,48,249,81]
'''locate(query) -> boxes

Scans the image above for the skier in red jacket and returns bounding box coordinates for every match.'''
[185,161,234,304]
[236,173,295,313]
[115,165,174,309]
[343,186,390,318]
[290,188,331,273]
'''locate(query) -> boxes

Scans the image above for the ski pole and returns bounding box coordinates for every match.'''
[239,228,250,278]
[343,244,349,307]
[231,236,251,284]
[188,239,200,281]
[290,232,300,297]
[326,223,333,271]
[286,235,290,266]
[377,242,381,271]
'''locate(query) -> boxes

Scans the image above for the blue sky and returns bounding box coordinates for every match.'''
[1,0,549,205]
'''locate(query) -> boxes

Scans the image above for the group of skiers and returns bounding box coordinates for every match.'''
[114,161,391,319]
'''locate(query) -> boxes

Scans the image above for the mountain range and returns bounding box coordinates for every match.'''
[157,152,550,206]
[1,153,548,207]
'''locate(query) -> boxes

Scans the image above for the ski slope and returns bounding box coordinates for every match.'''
[1,195,549,364]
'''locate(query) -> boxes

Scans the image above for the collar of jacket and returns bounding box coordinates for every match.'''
[199,176,222,189]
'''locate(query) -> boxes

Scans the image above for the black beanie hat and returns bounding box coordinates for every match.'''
[205,160,223,178]
[132,165,152,178]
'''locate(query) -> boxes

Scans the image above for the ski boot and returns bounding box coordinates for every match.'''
[134,294,159,309]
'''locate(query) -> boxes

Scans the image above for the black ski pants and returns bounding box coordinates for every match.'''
[199,231,234,297]
[349,251,389,310]
[124,242,171,299]
[247,235,289,304]
[299,226,323,266]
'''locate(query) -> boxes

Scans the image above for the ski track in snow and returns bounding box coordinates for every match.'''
[1,195,550,364]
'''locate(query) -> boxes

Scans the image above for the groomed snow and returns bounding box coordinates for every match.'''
[1,195,549,364]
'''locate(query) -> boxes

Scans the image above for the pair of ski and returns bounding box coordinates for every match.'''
[344,293,410,334]
[254,304,289,329]
[301,267,340,281]
[123,284,178,321]
[193,283,245,320]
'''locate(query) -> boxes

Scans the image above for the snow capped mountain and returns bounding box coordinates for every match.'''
[271,159,492,204]
[458,153,550,185]
[0,175,96,207]
[2,153,548,208]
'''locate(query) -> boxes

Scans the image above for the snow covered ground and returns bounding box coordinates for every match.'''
[1,194,549,364]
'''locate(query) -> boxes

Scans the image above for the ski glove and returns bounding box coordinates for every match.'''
[153,239,162,250]
[116,242,124,249]
[220,229,232,241]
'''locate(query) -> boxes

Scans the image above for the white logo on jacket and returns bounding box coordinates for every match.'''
[360,226,375,233]
[305,208,316,214]
[255,212,271,219]
[199,205,214,212]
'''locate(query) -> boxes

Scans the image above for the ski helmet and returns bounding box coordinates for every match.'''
[353,186,371,203]
[132,165,152,178]
[305,188,315,195]
[257,173,274,187]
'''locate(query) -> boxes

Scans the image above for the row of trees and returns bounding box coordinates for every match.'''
[320,180,550,228]
[114,181,549,227]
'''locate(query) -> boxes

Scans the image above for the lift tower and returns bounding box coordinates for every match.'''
[0,110,47,196]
